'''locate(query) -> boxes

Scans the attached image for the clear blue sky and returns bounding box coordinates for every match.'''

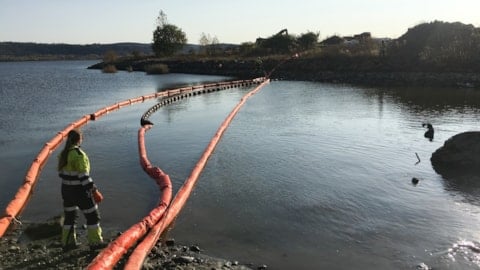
[1,0,479,45]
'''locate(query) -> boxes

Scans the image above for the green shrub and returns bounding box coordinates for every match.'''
[145,63,169,74]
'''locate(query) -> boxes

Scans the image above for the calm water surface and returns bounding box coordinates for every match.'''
[1,61,480,269]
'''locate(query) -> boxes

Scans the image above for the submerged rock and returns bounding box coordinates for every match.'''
[431,131,480,177]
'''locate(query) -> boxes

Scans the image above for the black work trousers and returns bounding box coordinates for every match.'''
[61,184,100,226]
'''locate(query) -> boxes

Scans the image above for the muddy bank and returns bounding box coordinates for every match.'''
[88,57,480,89]
[0,217,257,270]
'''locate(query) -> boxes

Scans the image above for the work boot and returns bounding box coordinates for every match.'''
[87,225,104,247]
[61,226,79,250]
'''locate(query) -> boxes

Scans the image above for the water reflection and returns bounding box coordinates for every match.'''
[441,174,480,207]
[3,61,480,269]
[445,240,480,268]
[387,87,479,112]
[360,85,480,207]
[154,78,234,93]
[362,86,480,116]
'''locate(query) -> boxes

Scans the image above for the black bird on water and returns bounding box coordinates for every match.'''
[422,123,434,141]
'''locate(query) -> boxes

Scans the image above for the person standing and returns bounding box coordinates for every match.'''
[57,129,104,250]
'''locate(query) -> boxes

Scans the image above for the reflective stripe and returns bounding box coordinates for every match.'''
[62,180,82,185]
[64,206,79,212]
[81,177,93,186]
[63,225,76,229]
[87,223,100,228]
[83,205,98,214]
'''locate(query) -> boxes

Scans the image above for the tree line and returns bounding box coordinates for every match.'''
[152,12,480,72]
[152,11,319,57]
[3,10,479,74]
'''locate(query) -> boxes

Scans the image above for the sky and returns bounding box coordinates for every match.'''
[1,0,479,45]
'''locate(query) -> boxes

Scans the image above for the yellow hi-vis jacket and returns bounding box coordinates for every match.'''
[58,146,94,189]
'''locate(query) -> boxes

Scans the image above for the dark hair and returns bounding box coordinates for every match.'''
[57,129,82,171]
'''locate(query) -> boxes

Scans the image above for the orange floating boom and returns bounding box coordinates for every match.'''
[87,78,267,269]
[124,79,270,270]
[86,125,174,270]
[0,78,267,270]
[0,90,167,237]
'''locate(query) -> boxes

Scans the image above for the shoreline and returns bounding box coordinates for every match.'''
[0,218,257,269]
[88,57,480,89]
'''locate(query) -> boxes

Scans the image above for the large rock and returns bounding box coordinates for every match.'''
[431,131,480,177]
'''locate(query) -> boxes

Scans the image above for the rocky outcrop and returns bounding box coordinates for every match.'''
[431,131,480,177]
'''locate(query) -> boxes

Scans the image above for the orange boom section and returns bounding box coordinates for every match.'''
[86,124,172,270]
[88,78,267,270]
[0,91,168,237]
[0,116,91,237]
[0,77,268,270]
[124,79,270,270]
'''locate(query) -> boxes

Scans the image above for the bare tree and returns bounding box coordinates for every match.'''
[156,10,167,27]
[199,33,220,55]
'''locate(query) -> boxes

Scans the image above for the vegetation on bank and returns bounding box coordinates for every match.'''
[2,11,480,87]
[85,20,480,88]
[91,20,478,75]
[146,19,480,74]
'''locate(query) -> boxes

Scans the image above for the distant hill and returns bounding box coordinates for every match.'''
[0,42,155,61]
[0,42,238,61]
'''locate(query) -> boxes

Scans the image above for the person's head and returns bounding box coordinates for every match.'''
[66,129,82,146]
[58,129,83,170]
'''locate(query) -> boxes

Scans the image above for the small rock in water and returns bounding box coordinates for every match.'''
[412,177,419,185]
[258,264,268,270]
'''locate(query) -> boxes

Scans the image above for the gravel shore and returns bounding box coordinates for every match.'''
[0,217,257,270]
